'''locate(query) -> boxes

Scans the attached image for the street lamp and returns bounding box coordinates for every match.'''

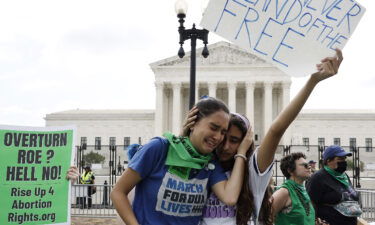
[109,144,117,185]
[175,0,209,109]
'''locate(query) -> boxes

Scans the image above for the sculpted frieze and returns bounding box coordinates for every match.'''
[158,44,266,67]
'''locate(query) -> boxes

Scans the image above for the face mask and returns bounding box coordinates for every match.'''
[335,161,347,173]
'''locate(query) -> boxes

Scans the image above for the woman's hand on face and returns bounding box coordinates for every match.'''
[312,48,343,83]
[66,166,79,182]
[180,106,198,136]
[237,126,254,155]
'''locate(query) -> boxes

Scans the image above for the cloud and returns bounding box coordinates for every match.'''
[63,26,126,54]
[1,0,374,127]
[0,36,44,74]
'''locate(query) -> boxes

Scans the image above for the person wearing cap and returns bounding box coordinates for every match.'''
[306,145,362,225]
[308,160,317,174]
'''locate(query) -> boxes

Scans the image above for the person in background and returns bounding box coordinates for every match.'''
[308,160,317,174]
[80,165,95,209]
[272,153,327,225]
[307,145,362,225]
[118,162,123,175]
[66,166,86,209]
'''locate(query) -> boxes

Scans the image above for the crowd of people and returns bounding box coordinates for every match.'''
[67,49,363,224]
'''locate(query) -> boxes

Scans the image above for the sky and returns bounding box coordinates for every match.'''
[0,0,374,127]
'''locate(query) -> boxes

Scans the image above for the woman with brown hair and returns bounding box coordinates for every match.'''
[183,111,273,225]
[111,97,253,225]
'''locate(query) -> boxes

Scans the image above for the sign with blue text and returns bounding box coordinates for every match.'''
[0,125,76,225]
[201,0,366,77]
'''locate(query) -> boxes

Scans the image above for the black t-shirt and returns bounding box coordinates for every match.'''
[306,168,358,225]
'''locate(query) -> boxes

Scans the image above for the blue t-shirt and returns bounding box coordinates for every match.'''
[129,137,227,225]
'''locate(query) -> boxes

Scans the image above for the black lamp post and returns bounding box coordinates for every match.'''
[109,144,117,185]
[175,0,209,109]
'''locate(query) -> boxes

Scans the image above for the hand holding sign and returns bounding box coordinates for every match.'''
[66,166,80,184]
[312,48,343,82]
[0,126,75,225]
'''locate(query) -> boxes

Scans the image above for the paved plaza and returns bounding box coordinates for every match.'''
[71,216,375,225]
[71,217,118,225]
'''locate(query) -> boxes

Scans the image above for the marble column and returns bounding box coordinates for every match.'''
[282,82,291,109]
[281,82,292,145]
[228,82,237,112]
[263,82,273,135]
[208,82,217,98]
[245,82,255,127]
[154,81,164,136]
[172,82,182,134]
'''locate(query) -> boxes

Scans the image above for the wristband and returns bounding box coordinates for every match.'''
[234,153,247,161]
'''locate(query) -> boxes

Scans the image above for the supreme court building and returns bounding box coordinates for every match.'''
[45,42,375,166]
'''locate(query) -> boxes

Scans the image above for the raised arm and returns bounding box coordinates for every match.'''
[111,169,141,225]
[257,49,343,172]
[211,128,253,205]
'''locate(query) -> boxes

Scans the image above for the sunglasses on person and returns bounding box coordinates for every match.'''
[298,163,311,169]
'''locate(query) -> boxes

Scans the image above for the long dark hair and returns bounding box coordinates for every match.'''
[227,114,273,225]
[228,114,255,225]
[257,178,274,225]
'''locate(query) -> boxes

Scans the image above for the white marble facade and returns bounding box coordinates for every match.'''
[150,41,291,145]
[45,41,375,166]
[45,109,155,167]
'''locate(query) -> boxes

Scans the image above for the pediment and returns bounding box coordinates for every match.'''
[150,41,268,68]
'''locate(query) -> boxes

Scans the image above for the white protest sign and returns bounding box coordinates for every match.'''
[200,0,366,77]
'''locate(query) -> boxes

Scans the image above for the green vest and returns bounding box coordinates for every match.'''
[275,180,315,225]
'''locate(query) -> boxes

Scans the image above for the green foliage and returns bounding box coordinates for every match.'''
[346,159,364,172]
[83,151,105,165]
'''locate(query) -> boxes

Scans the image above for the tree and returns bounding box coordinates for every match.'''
[83,151,105,165]
[346,159,364,172]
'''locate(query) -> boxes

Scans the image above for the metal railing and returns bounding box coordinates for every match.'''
[71,183,116,217]
[76,143,374,188]
[359,189,375,222]
[70,183,375,222]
